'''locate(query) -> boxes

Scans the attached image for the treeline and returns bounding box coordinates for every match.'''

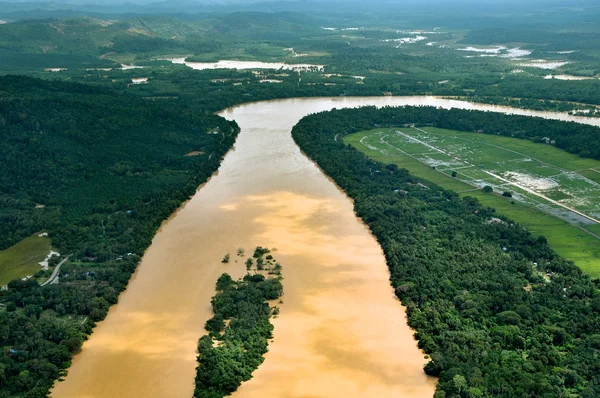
[462,28,600,51]
[0,75,239,397]
[292,106,600,397]
[466,96,600,116]
[467,75,600,109]
[195,255,283,398]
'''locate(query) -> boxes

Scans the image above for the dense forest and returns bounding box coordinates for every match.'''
[0,75,239,397]
[195,248,283,398]
[292,106,600,397]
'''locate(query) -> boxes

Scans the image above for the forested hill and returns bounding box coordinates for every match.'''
[0,75,238,397]
[292,106,600,397]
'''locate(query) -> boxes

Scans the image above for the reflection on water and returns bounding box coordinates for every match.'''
[52,97,600,398]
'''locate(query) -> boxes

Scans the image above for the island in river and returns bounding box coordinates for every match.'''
[195,248,283,398]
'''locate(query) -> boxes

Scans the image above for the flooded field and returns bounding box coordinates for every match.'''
[52,97,600,398]
[352,126,600,224]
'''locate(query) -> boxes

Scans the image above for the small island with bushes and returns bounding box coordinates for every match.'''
[194,247,283,398]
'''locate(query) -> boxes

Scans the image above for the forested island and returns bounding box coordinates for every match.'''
[292,106,600,397]
[195,247,283,398]
[0,75,239,397]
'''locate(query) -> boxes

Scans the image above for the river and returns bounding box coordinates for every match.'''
[51,97,600,398]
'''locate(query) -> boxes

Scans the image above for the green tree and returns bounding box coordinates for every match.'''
[453,374,467,395]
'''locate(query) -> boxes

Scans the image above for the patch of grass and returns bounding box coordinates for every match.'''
[579,169,600,184]
[587,224,600,236]
[543,189,573,201]
[346,129,600,277]
[0,235,51,286]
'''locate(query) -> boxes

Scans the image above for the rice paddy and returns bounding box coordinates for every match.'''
[346,127,600,277]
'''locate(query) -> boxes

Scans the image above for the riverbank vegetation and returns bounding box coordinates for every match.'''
[456,96,600,117]
[195,249,283,398]
[292,106,600,397]
[0,75,239,397]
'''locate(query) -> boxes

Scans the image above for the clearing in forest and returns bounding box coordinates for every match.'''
[346,127,600,276]
[0,235,52,286]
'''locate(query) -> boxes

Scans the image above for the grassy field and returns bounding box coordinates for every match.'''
[345,128,600,277]
[0,235,52,286]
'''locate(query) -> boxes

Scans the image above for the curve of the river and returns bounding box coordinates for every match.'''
[52,96,600,398]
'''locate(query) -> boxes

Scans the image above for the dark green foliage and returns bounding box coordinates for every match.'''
[0,75,239,397]
[194,270,283,398]
[0,75,237,251]
[252,246,270,258]
[292,106,600,397]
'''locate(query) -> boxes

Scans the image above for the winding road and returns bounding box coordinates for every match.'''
[41,255,70,286]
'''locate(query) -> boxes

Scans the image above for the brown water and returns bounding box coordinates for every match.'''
[52,97,600,398]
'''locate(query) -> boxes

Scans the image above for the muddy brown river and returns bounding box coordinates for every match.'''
[51,97,600,398]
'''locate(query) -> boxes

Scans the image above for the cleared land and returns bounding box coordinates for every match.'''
[0,235,52,286]
[346,127,600,277]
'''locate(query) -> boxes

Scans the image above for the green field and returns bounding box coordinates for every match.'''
[346,127,600,277]
[0,235,52,286]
